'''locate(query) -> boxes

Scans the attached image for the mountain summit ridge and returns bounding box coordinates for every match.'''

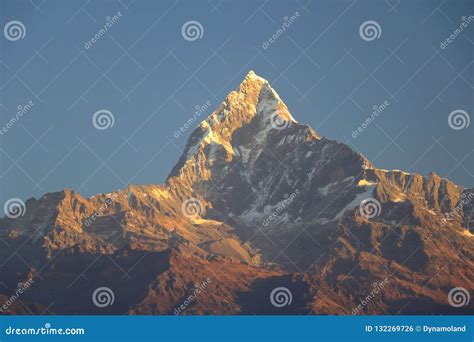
[0,71,473,315]
[167,70,301,183]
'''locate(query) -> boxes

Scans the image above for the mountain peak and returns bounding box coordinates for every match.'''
[243,69,266,83]
[246,69,257,77]
[167,71,303,183]
[239,70,297,124]
[2,70,474,316]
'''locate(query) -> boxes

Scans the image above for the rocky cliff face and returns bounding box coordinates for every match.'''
[0,71,473,315]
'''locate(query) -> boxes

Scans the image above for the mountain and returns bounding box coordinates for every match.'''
[1,71,473,315]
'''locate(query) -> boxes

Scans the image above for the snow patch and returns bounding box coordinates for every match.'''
[333,186,376,220]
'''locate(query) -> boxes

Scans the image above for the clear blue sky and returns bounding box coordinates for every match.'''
[0,0,473,203]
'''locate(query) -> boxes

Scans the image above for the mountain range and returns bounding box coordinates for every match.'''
[1,71,473,315]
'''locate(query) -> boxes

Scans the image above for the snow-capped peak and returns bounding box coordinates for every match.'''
[173,71,300,165]
[244,70,267,83]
